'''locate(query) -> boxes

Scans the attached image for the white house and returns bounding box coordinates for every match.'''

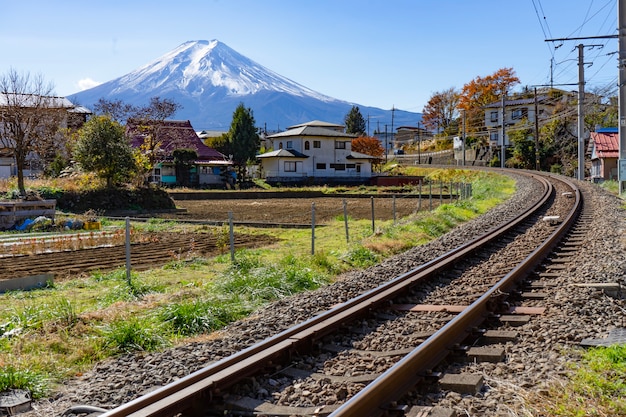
[257,120,376,185]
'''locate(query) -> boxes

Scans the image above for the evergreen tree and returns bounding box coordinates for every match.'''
[74,115,136,188]
[344,106,366,135]
[226,103,259,182]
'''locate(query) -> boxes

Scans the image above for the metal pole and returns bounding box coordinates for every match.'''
[619,0,626,193]
[125,217,131,285]
[577,44,586,181]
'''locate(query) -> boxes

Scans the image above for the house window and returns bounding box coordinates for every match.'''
[286,141,293,149]
[279,142,283,149]
[154,168,161,175]
[284,161,297,172]
[346,164,356,169]
[511,108,528,120]
[330,163,346,170]
[356,164,361,173]
[313,140,321,148]
[305,141,310,150]
[335,141,346,149]
[490,111,498,122]
[316,163,326,170]
[490,132,499,142]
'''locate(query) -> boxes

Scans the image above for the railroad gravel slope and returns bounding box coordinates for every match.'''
[22,174,626,416]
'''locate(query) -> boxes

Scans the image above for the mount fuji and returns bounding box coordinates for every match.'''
[69,40,421,131]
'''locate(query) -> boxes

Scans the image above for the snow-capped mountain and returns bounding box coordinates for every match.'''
[69,40,420,131]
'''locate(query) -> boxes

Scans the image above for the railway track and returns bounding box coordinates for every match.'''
[61,171,584,417]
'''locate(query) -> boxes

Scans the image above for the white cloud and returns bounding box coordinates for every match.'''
[76,77,102,91]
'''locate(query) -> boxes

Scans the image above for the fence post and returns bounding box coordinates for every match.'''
[429,180,433,211]
[343,199,349,243]
[371,196,375,233]
[229,211,235,262]
[419,181,422,211]
[311,202,315,255]
[440,179,443,205]
[392,195,396,223]
[125,217,131,285]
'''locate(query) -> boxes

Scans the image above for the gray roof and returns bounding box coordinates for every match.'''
[268,125,356,139]
[347,151,378,160]
[256,149,309,158]
[484,95,549,108]
[287,120,345,130]
[0,93,76,108]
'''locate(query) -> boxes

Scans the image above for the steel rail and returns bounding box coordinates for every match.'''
[329,174,581,417]
[94,173,555,417]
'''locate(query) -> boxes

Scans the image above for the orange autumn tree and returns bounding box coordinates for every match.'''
[352,136,385,169]
[458,67,520,140]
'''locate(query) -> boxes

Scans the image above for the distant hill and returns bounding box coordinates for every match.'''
[69,40,421,131]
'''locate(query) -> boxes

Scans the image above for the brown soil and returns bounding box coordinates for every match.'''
[163,196,435,225]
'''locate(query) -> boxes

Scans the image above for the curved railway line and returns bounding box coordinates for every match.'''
[48,170,603,417]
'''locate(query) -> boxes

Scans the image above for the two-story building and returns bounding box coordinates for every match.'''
[257,120,376,185]
[483,95,553,148]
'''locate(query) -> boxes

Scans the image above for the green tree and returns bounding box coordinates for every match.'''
[344,106,366,135]
[74,115,136,188]
[173,148,198,187]
[225,103,259,182]
[506,123,535,169]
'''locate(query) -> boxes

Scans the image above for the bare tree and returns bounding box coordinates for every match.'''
[0,69,64,195]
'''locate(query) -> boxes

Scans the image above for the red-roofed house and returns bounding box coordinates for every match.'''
[589,129,618,181]
[126,119,231,187]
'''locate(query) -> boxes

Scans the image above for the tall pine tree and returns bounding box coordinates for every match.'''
[226,103,259,183]
[344,106,366,135]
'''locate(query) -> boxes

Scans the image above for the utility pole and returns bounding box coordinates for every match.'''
[390,106,395,155]
[534,88,540,170]
[545,34,615,181]
[501,94,506,168]
[577,44,585,181]
[619,0,626,193]
[462,109,466,167]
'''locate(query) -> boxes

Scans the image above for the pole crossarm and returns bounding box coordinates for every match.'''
[545,35,618,42]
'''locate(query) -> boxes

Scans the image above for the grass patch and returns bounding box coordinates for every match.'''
[528,345,626,416]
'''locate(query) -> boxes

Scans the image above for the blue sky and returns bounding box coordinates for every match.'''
[1,0,618,113]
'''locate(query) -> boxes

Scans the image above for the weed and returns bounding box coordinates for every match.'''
[159,298,248,336]
[0,365,49,399]
[342,245,380,268]
[102,316,167,353]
